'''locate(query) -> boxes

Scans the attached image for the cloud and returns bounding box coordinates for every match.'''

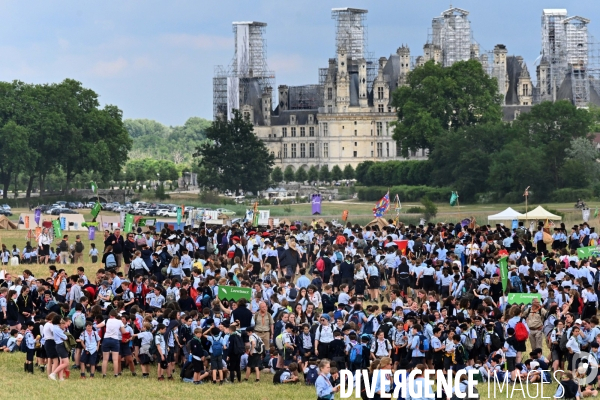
[159,33,233,50]
[90,57,128,77]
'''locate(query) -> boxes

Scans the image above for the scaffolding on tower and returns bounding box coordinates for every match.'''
[213,21,275,120]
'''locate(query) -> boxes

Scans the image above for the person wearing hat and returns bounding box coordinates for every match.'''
[227,236,246,266]
[314,314,334,360]
[280,238,302,278]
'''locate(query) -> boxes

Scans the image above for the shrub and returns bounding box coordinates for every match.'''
[421,197,438,220]
[357,185,452,202]
[283,205,293,213]
[406,207,424,214]
[198,190,221,204]
[550,188,593,203]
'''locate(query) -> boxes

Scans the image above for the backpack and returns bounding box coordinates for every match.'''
[380,322,393,341]
[166,290,176,303]
[474,329,485,350]
[510,276,522,293]
[288,288,298,301]
[349,312,363,332]
[149,334,159,356]
[211,334,224,357]
[74,312,86,330]
[275,333,285,351]
[106,253,117,268]
[490,332,503,352]
[462,332,474,351]
[349,342,363,364]
[316,258,325,273]
[136,236,147,247]
[75,242,84,253]
[273,369,286,384]
[418,334,430,352]
[305,366,319,385]
[230,333,245,356]
[333,309,344,322]
[559,330,569,352]
[19,334,28,352]
[253,333,265,354]
[514,319,529,342]
[207,240,215,255]
[59,240,68,252]
[363,316,375,335]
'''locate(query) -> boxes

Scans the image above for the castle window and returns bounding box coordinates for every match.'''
[322,123,328,137]
[378,104,384,113]
[309,127,315,137]
[327,88,333,100]
[377,87,384,99]
[377,122,383,136]
[309,143,315,158]
[300,143,306,158]
[523,84,529,96]
[283,144,288,158]
[323,143,329,158]
[386,143,390,157]
[282,127,287,137]
[353,151,357,157]
[291,143,297,158]
[300,127,305,137]
[377,143,383,157]
[244,111,250,120]
[291,127,296,137]
[327,105,333,113]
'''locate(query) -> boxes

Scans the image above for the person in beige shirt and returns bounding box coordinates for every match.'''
[253,302,274,347]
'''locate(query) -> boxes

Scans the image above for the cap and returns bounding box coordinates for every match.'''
[232,236,240,242]
[575,319,583,324]
[101,280,109,287]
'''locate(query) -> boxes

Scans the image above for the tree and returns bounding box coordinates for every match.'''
[560,137,600,188]
[421,197,438,220]
[355,161,374,185]
[331,165,343,181]
[319,165,331,182]
[343,164,355,180]
[194,110,274,193]
[307,165,319,183]
[295,167,308,183]
[283,166,295,182]
[513,100,592,190]
[271,167,283,184]
[391,60,502,156]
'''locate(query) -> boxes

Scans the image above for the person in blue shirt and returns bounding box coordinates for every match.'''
[315,359,339,400]
[374,357,394,399]
[296,270,310,289]
[49,315,69,381]
[410,324,425,367]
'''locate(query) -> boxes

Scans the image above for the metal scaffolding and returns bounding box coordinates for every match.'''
[428,7,472,67]
[213,21,275,119]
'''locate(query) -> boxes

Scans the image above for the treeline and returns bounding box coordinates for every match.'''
[357,101,599,203]
[0,79,131,199]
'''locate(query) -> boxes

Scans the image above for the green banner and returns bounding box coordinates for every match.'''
[52,219,62,237]
[499,256,509,293]
[177,207,182,224]
[577,246,600,259]
[124,213,134,233]
[218,286,252,302]
[91,202,101,218]
[507,293,542,305]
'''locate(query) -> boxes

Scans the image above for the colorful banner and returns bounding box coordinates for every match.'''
[499,256,509,293]
[60,217,66,230]
[177,207,182,224]
[52,219,62,237]
[342,210,349,221]
[507,293,542,305]
[91,202,101,218]
[577,246,600,259]
[88,226,95,240]
[450,191,459,206]
[252,202,259,226]
[91,181,98,194]
[373,191,390,217]
[124,214,134,233]
[311,194,322,215]
[393,240,409,255]
[218,286,252,302]
[25,216,29,229]
[34,209,41,226]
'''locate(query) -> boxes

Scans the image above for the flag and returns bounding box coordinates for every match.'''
[523,186,530,197]
[91,202,101,218]
[124,214,134,233]
[176,207,182,224]
[342,210,349,221]
[52,219,62,237]
[91,181,98,194]
[373,191,390,217]
[252,202,259,226]
[394,194,401,213]
[595,207,598,218]
[450,192,458,207]
[499,256,509,292]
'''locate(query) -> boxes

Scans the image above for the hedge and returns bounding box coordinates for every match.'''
[357,185,452,202]
[356,160,433,187]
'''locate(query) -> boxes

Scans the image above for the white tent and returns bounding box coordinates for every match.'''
[59,213,87,231]
[487,207,525,222]
[517,206,562,221]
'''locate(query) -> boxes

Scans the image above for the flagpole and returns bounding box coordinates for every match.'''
[456,192,461,222]
[524,186,530,226]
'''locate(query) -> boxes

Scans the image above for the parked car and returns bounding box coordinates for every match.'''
[164,209,178,218]
[46,207,61,215]
[1,204,11,211]
[0,209,12,216]
[56,201,67,207]
[61,209,78,214]
[75,202,84,208]
[216,208,236,217]
[66,202,78,209]
[184,206,194,212]
[50,208,71,215]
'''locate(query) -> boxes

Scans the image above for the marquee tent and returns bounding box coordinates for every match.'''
[487,207,525,222]
[0,216,16,230]
[517,206,562,221]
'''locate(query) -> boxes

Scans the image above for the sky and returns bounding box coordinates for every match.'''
[3,0,599,126]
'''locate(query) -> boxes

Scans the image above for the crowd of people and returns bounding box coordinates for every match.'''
[0,217,599,399]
